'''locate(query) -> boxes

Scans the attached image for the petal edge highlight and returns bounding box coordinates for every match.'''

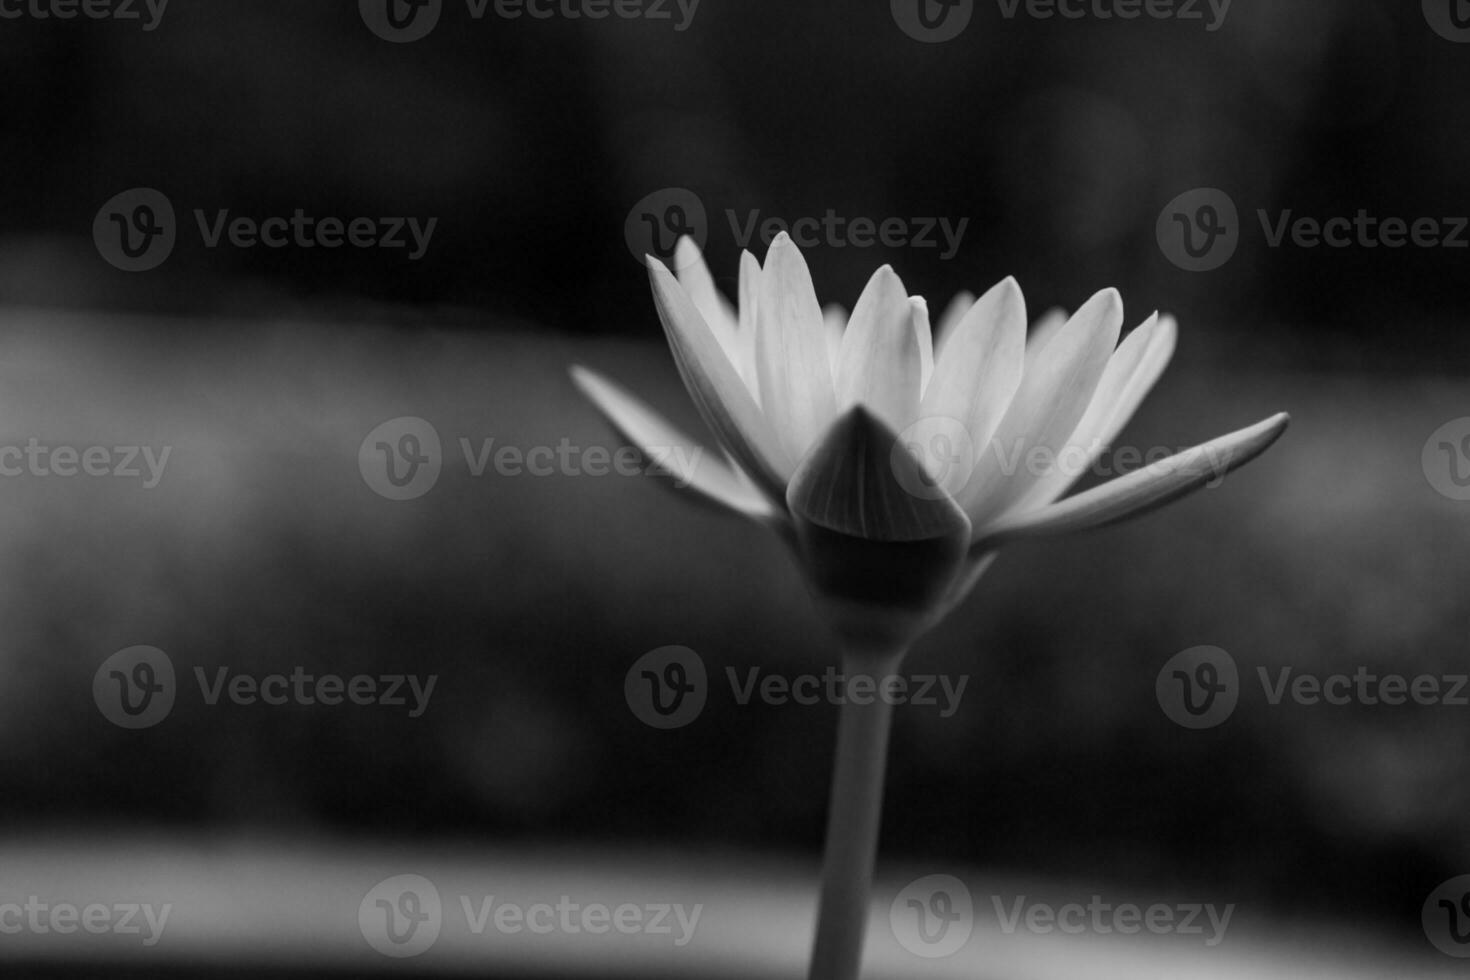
[971,412,1290,552]
[570,365,779,522]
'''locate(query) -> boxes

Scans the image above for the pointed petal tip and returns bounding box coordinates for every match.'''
[972,408,1293,552]
[1071,286,1122,320]
[567,363,612,399]
[673,236,703,266]
[787,405,971,543]
[861,264,906,298]
[1094,286,1123,313]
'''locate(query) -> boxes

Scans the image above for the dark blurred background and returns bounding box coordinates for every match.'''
[0,0,1467,976]
[1,0,1468,367]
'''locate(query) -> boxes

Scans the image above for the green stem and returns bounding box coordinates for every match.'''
[808,647,907,980]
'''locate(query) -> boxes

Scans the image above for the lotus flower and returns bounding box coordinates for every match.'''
[572,232,1288,652]
[571,230,1287,980]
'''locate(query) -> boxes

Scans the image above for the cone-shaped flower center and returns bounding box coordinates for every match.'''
[786,407,973,655]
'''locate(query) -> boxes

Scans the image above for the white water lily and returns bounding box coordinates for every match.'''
[571,229,1288,980]
[572,231,1288,648]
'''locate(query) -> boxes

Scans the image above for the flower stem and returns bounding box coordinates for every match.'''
[808,647,907,980]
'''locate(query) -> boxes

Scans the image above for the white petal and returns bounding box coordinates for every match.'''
[834,266,922,432]
[570,365,779,522]
[919,276,1026,494]
[933,290,975,360]
[736,250,762,401]
[910,297,935,397]
[1024,307,1068,369]
[674,237,740,369]
[1016,312,1177,509]
[972,412,1290,550]
[823,303,847,378]
[961,288,1123,524]
[756,233,837,463]
[648,257,793,502]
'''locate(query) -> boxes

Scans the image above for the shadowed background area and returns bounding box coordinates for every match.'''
[0,0,1467,976]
